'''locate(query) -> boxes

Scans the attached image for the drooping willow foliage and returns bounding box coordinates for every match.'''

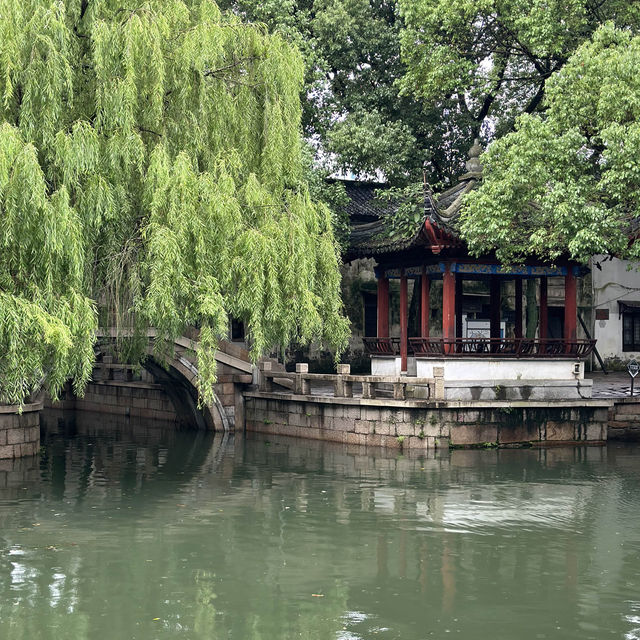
[0,0,349,405]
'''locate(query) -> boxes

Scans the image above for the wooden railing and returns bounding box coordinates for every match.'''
[363,336,596,359]
[408,337,596,359]
[258,362,434,401]
[361,337,415,356]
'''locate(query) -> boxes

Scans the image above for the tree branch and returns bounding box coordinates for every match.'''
[203,56,260,78]
[523,82,546,115]
[476,58,507,123]
[136,126,162,138]
[80,0,89,20]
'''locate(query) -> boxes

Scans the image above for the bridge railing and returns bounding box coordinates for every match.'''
[258,362,435,401]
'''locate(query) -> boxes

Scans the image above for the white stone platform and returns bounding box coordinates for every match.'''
[370,356,590,400]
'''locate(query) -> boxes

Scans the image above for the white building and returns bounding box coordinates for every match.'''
[591,256,640,368]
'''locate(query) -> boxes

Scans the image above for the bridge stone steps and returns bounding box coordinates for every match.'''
[97,328,254,375]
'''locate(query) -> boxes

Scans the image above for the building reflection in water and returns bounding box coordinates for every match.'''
[0,417,638,640]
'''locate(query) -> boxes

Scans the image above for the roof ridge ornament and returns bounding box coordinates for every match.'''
[464,138,483,177]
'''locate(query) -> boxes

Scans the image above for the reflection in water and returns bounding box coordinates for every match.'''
[0,415,640,639]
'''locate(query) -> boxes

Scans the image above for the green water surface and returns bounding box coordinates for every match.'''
[1,414,640,640]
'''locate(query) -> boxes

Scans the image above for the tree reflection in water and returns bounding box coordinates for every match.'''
[0,415,639,640]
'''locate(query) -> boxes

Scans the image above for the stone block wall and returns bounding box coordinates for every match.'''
[246,395,442,449]
[445,406,608,446]
[50,360,249,432]
[245,392,610,449]
[0,405,41,458]
[608,399,640,440]
[70,381,179,422]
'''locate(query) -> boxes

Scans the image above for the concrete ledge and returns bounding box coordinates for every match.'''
[0,400,43,414]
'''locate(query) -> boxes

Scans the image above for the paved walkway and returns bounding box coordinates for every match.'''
[588,371,640,399]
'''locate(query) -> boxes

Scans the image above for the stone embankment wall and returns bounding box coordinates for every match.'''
[608,399,640,440]
[245,392,610,449]
[70,381,179,422]
[0,402,41,458]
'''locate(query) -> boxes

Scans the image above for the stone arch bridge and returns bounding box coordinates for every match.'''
[80,328,256,431]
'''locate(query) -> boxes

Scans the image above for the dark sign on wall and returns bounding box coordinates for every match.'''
[595,308,609,321]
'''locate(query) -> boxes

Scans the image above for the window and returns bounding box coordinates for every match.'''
[230,317,245,342]
[623,311,640,351]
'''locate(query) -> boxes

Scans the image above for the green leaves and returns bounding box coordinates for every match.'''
[398,0,640,139]
[460,25,640,265]
[0,0,348,405]
[0,121,96,404]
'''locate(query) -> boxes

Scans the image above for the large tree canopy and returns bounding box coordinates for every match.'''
[0,0,348,405]
[460,25,640,265]
[219,0,470,186]
[398,0,640,140]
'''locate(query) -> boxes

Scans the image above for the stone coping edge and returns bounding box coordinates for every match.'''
[90,380,166,390]
[0,400,44,414]
[372,356,589,362]
[610,396,640,404]
[244,390,613,409]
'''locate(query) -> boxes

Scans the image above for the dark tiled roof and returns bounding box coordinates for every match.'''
[342,173,479,259]
[342,139,484,259]
[348,217,427,256]
[428,174,478,234]
[342,181,390,222]
[434,179,471,211]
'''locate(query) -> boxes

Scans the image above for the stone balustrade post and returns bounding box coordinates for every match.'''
[362,381,376,399]
[259,361,273,392]
[433,366,445,400]
[295,363,310,395]
[101,355,113,381]
[334,364,352,398]
[393,381,406,400]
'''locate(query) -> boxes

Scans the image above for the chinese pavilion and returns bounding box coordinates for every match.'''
[343,141,595,396]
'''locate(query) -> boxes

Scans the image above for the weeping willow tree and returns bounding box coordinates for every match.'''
[0,0,349,406]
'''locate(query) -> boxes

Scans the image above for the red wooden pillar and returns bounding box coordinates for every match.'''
[564,269,577,347]
[515,277,523,339]
[420,268,430,338]
[539,276,548,341]
[400,270,408,372]
[455,276,463,343]
[490,276,501,351]
[443,264,456,353]
[377,276,389,338]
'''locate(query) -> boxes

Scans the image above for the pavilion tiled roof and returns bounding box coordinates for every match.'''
[344,141,483,259]
[341,181,390,222]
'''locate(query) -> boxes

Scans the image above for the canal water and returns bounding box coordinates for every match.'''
[1,413,640,639]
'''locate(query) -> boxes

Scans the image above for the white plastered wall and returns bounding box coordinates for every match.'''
[416,357,583,381]
[591,256,640,364]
